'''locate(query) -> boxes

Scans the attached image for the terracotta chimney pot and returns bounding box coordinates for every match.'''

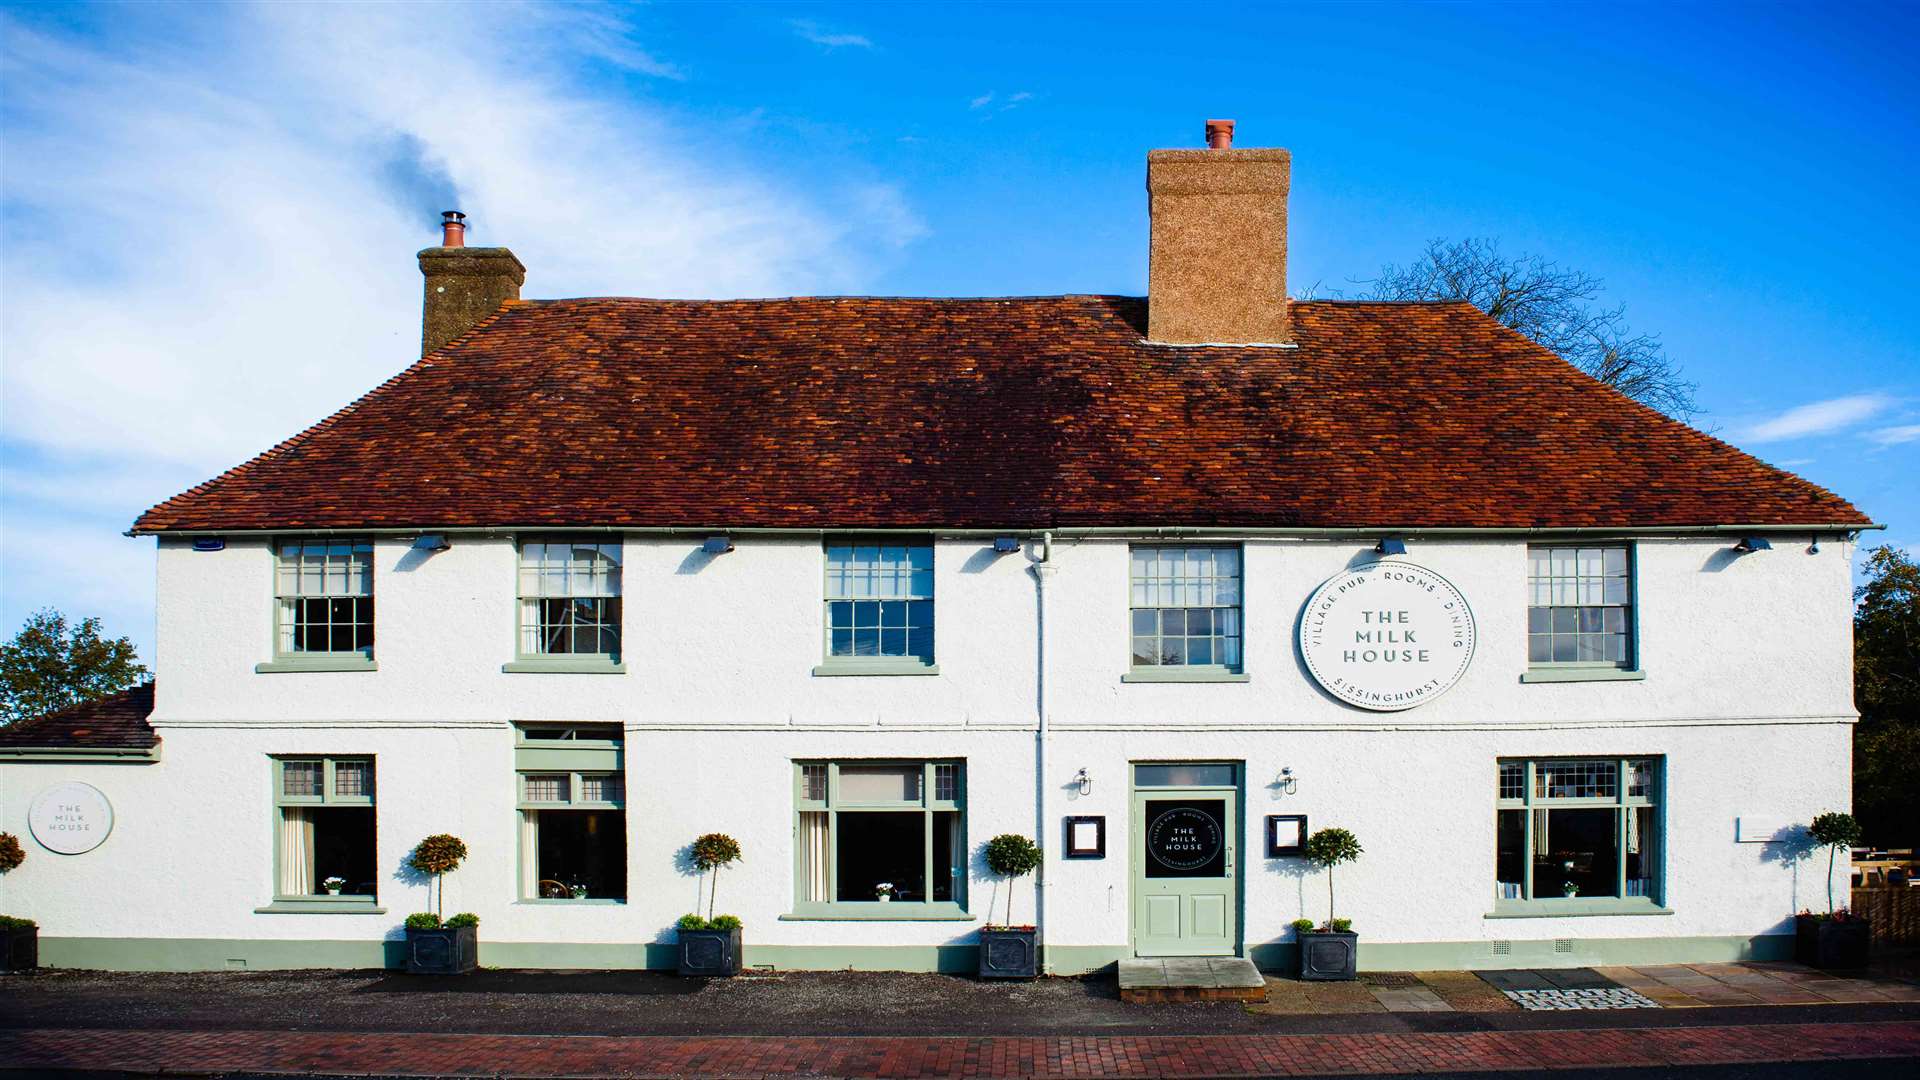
[441,210,467,248]
[1205,119,1236,149]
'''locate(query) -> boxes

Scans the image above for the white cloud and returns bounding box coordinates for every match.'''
[1865,423,1920,447]
[1733,394,1891,444]
[0,2,922,657]
[789,19,872,49]
[970,92,994,109]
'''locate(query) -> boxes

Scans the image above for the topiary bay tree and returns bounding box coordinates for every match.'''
[1807,812,1863,914]
[1304,827,1363,929]
[407,834,468,919]
[984,833,1042,927]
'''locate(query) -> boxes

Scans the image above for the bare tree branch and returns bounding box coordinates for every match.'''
[1360,238,1699,419]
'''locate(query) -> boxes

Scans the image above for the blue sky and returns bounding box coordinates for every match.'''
[2,1,1916,662]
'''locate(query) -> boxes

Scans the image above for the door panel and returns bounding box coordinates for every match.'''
[1131,772,1238,957]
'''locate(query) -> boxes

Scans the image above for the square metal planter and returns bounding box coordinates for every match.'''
[1,925,37,972]
[678,928,742,977]
[404,925,478,975]
[1795,914,1870,970]
[978,928,1039,979]
[1297,930,1358,981]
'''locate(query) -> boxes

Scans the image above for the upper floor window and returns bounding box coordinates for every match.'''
[1130,546,1242,671]
[518,539,622,660]
[1527,545,1633,668]
[275,539,373,658]
[821,541,934,671]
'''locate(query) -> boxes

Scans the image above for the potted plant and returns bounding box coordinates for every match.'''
[1560,861,1580,898]
[403,834,474,975]
[322,876,347,896]
[0,833,30,973]
[979,833,1043,979]
[403,912,479,975]
[1796,812,1870,969]
[569,883,590,900]
[1297,827,1363,981]
[678,833,743,977]
[875,882,896,903]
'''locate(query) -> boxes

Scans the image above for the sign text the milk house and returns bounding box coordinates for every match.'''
[1299,560,1477,711]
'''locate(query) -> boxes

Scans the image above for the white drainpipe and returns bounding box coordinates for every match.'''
[1031,532,1055,972]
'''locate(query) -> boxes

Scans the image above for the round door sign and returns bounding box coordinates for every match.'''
[29,781,114,855]
[1147,807,1223,871]
[1299,560,1476,711]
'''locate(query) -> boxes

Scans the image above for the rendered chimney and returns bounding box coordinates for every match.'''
[418,210,525,356]
[1146,119,1291,344]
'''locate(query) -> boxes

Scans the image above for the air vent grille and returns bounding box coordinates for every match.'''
[1554,938,1575,954]
[1490,941,1512,956]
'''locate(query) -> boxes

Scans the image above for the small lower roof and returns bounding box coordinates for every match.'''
[0,683,158,751]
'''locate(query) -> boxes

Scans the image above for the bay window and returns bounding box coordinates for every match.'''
[792,760,965,915]
[1495,757,1662,912]
[516,724,626,901]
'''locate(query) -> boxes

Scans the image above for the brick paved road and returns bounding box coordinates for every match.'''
[3,1020,1918,1077]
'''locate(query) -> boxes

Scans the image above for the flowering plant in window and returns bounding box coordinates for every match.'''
[874,882,896,901]
[321,876,346,895]
[570,883,590,900]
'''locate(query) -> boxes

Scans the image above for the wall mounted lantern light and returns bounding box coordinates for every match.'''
[1276,766,1299,796]
[1733,536,1773,555]
[703,535,735,555]
[1074,768,1093,796]
[1375,537,1408,556]
[412,533,450,552]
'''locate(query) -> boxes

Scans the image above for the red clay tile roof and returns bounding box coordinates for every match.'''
[0,683,157,750]
[133,297,1869,532]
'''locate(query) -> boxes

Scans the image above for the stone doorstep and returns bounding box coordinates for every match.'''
[1119,957,1267,1004]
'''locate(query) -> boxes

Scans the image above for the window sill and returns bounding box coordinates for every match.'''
[502,658,627,674]
[811,661,940,677]
[1520,666,1646,684]
[513,898,627,906]
[1486,898,1671,919]
[254,901,386,914]
[1121,668,1249,684]
[780,903,974,922]
[256,656,377,674]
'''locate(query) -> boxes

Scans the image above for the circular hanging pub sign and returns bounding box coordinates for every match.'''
[29,781,115,855]
[1299,560,1476,711]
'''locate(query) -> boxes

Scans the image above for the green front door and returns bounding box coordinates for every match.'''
[1131,763,1239,957]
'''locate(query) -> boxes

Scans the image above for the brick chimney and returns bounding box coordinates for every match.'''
[1146,120,1291,344]
[418,211,525,355]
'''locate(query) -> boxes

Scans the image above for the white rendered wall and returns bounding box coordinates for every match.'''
[0,532,1858,969]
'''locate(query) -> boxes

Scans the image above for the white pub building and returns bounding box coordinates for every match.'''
[0,122,1875,975]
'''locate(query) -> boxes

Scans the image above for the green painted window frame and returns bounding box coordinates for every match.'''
[513,536,624,668]
[1493,756,1664,917]
[1126,544,1245,679]
[270,537,375,664]
[817,538,936,675]
[1524,543,1640,679]
[788,759,968,919]
[514,723,627,904]
[269,755,379,910]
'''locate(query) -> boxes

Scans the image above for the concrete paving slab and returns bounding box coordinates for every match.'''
[1118,957,1266,1004]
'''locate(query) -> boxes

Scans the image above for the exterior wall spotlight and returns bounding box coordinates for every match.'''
[993,536,1021,554]
[412,533,450,552]
[1074,768,1092,796]
[1276,767,1298,796]
[703,535,735,555]
[1375,538,1408,556]
[1734,536,1773,554]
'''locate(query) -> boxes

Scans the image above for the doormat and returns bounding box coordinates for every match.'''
[1502,987,1661,1010]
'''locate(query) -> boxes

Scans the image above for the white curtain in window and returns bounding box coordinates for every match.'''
[1532,809,1550,857]
[520,812,540,899]
[799,812,829,903]
[948,813,963,883]
[278,807,315,895]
